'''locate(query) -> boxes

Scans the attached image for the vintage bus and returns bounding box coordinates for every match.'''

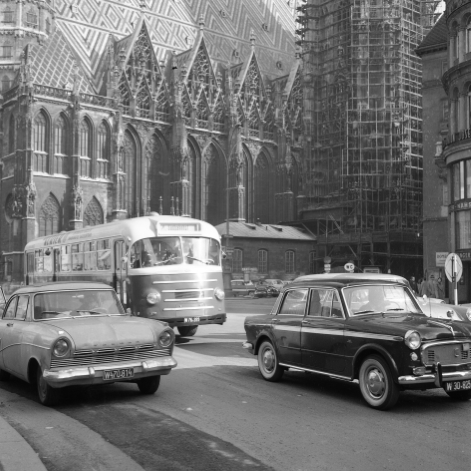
[24,214,226,336]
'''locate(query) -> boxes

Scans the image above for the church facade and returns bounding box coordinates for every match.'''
[0,0,303,283]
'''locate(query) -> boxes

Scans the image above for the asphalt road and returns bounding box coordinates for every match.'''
[0,297,470,471]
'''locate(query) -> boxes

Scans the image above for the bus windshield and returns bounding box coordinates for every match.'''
[130,237,220,268]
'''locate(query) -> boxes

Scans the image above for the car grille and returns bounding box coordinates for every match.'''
[175,291,201,299]
[50,345,171,368]
[422,342,471,366]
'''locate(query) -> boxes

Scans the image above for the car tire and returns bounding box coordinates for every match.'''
[257,340,284,382]
[359,355,399,410]
[37,367,61,407]
[249,291,254,297]
[177,325,198,337]
[137,375,161,394]
[0,368,10,381]
[445,389,471,401]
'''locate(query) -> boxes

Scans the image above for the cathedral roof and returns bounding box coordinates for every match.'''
[52,0,295,92]
[416,14,447,56]
[215,222,316,241]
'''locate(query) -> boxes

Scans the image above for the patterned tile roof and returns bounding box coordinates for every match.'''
[215,222,316,241]
[54,0,296,91]
[27,28,96,94]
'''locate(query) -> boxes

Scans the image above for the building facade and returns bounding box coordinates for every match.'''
[294,0,440,276]
[429,0,471,302]
[0,0,304,283]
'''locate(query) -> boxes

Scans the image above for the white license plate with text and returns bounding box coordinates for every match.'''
[444,380,471,392]
[103,368,134,380]
[184,317,200,323]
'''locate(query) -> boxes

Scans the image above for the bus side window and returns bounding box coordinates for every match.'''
[35,249,44,273]
[84,241,97,271]
[26,252,34,284]
[97,239,111,270]
[61,245,71,272]
[72,243,83,271]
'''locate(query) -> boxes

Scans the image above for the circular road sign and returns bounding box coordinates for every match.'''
[344,262,355,272]
[445,253,463,283]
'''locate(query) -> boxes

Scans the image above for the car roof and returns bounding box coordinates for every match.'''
[6,281,114,295]
[290,273,409,289]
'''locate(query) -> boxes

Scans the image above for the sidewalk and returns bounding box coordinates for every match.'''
[0,398,47,471]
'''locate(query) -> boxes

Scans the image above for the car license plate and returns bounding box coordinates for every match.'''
[184,317,200,323]
[444,379,471,392]
[103,368,134,381]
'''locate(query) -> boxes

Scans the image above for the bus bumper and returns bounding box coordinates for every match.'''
[166,313,227,328]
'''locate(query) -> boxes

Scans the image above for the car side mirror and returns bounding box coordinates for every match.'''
[222,252,227,259]
[446,310,454,318]
[422,294,428,302]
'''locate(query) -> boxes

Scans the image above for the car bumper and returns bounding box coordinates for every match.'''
[44,356,177,388]
[242,341,254,355]
[398,369,471,387]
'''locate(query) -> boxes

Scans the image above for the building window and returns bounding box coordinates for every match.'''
[453,162,460,202]
[54,115,67,174]
[96,122,110,179]
[8,114,15,154]
[285,250,295,274]
[456,211,471,249]
[39,194,60,236]
[79,119,91,178]
[3,8,13,24]
[1,75,10,93]
[309,251,316,274]
[258,249,267,274]
[84,198,104,227]
[33,112,49,173]
[232,248,243,273]
[26,12,38,27]
[2,46,12,59]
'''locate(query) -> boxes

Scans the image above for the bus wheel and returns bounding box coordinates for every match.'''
[137,375,161,394]
[177,326,198,337]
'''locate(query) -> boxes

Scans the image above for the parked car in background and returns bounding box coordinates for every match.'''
[230,280,255,297]
[266,285,279,297]
[253,283,268,298]
[243,273,471,410]
[417,296,471,322]
[0,282,177,406]
[264,279,285,291]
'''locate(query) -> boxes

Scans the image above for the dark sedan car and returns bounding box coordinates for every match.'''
[243,273,471,410]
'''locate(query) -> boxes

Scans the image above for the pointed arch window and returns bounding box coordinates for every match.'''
[258,249,268,274]
[54,115,67,175]
[39,194,60,236]
[33,111,49,173]
[83,198,104,227]
[123,131,136,216]
[203,145,226,225]
[146,135,170,214]
[26,10,38,28]
[97,122,110,179]
[8,114,15,155]
[285,250,295,274]
[254,153,271,223]
[232,248,243,273]
[1,45,12,59]
[79,119,92,178]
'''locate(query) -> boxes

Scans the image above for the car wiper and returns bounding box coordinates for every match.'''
[386,308,405,311]
[186,255,214,265]
[354,310,375,314]
[75,310,104,315]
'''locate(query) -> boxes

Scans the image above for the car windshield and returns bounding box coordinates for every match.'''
[343,284,422,316]
[34,290,125,320]
[130,237,220,268]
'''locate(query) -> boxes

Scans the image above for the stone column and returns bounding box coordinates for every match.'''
[459,93,467,132]
[449,36,455,68]
[459,27,466,62]
[450,99,456,135]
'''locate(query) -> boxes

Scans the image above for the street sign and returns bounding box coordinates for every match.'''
[242,267,258,273]
[436,252,449,268]
[344,262,355,272]
[445,253,463,283]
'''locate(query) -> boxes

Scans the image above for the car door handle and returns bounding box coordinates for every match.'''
[6,323,13,327]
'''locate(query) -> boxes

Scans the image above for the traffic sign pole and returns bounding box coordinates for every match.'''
[453,254,458,306]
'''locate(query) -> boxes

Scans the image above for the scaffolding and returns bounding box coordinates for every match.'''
[295,0,439,275]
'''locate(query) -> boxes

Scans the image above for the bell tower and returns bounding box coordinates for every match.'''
[0,0,55,92]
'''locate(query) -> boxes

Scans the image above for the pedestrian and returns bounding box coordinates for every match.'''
[423,274,439,299]
[409,276,418,294]
[418,277,424,296]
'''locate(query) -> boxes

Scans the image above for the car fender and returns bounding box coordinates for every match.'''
[253,327,277,356]
[352,343,400,383]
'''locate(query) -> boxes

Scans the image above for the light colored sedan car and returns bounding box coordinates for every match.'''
[0,282,177,406]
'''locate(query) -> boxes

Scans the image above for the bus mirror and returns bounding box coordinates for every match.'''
[222,252,227,259]
[121,256,128,266]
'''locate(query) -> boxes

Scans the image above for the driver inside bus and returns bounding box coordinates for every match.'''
[161,239,181,265]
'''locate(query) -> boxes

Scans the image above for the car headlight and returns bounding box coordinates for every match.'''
[146,291,162,305]
[405,330,421,350]
[53,338,70,357]
[158,330,174,348]
[466,309,471,321]
[214,287,225,301]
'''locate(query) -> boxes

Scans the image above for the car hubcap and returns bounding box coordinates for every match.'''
[262,348,275,372]
[365,367,385,398]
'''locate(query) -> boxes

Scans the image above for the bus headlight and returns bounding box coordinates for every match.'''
[146,291,162,305]
[53,338,70,357]
[158,330,174,348]
[214,287,225,301]
[405,330,421,350]
[466,309,471,321]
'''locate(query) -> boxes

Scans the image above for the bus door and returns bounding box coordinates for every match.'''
[114,240,127,306]
[25,252,34,285]
[53,248,60,282]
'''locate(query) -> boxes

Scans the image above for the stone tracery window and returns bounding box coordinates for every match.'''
[83,197,104,227]
[254,152,271,222]
[39,194,60,236]
[54,115,67,175]
[123,131,136,216]
[79,119,92,178]
[203,144,226,225]
[8,114,15,155]
[33,111,49,173]
[3,7,13,24]
[2,75,10,93]
[96,122,110,179]
[146,134,170,214]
